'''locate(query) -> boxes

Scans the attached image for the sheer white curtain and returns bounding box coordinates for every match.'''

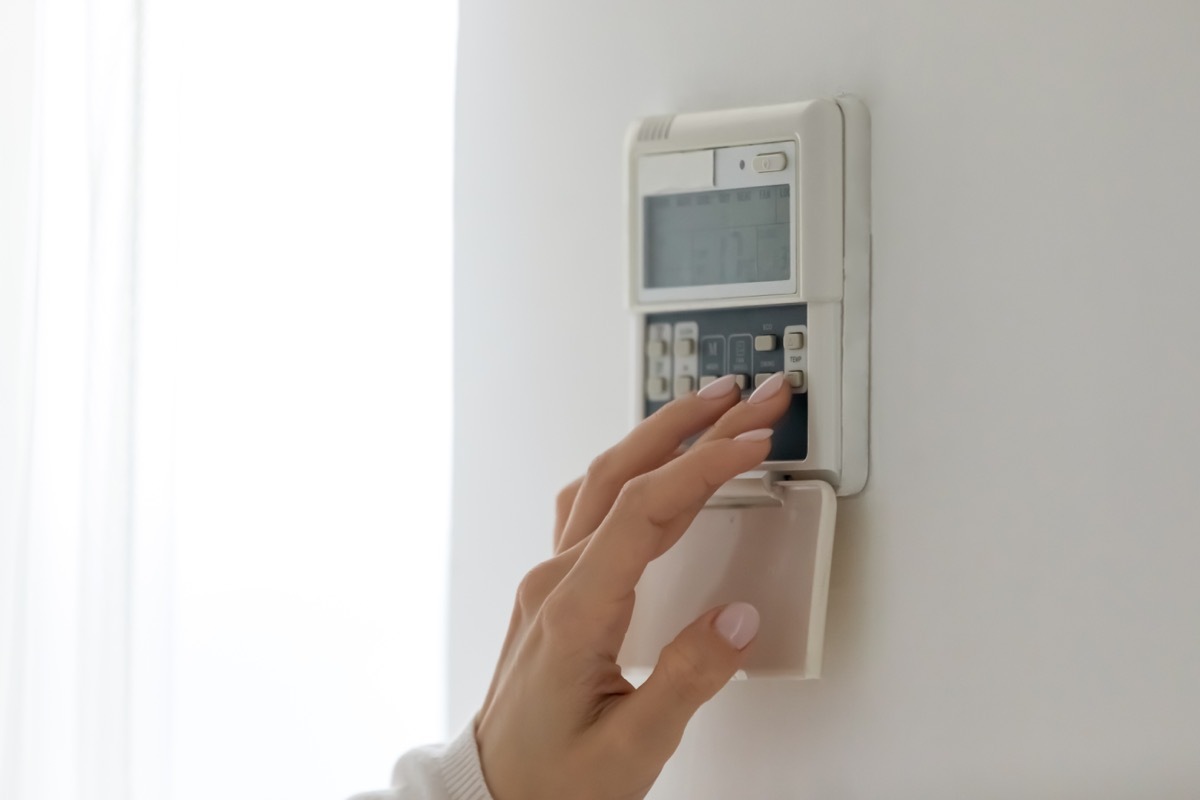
[2,0,456,796]
[0,0,152,797]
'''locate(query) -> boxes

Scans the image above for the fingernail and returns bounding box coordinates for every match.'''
[697,374,738,399]
[714,602,760,650]
[733,428,773,442]
[748,372,785,404]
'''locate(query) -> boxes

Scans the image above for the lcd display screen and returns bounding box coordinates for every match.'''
[644,184,790,289]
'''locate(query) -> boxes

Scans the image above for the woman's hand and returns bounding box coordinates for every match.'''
[476,372,794,800]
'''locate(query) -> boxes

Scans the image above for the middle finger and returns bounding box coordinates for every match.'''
[693,371,794,446]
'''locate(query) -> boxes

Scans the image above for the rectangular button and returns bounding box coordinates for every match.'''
[700,336,726,375]
[729,335,753,375]
[648,376,668,397]
[647,339,668,357]
[784,332,804,350]
[752,152,788,173]
[786,370,806,390]
[754,335,777,352]
[754,372,774,388]
[674,338,695,357]
[674,375,695,397]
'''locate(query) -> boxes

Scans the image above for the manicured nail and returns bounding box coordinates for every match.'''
[697,374,738,399]
[734,428,773,442]
[747,372,784,404]
[714,602,760,650]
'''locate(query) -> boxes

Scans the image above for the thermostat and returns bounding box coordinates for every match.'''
[627,97,871,496]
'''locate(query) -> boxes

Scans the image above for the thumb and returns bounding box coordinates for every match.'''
[613,603,759,757]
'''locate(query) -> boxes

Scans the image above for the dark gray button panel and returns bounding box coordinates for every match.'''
[643,303,808,461]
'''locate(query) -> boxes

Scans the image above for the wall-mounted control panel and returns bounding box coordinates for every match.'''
[627,97,871,496]
[624,95,868,681]
[621,98,870,679]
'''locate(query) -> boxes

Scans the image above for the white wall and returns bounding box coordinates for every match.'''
[451,1,1200,795]
[0,5,34,787]
[0,0,35,548]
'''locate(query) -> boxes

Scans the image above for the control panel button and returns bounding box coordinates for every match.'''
[674,375,695,397]
[647,339,668,357]
[754,335,777,352]
[784,331,804,350]
[731,374,748,391]
[674,338,695,357]
[729,335,753,376]
[648,377,668,397]
[787,370,806,390]
[698,375,717,391]
[752,152,788,173]
[699,336,726,375]
[754,372,774,388]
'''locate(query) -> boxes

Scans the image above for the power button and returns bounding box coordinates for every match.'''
[752,152,788,173]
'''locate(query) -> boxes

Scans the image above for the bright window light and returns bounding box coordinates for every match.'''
[140,1,457,797]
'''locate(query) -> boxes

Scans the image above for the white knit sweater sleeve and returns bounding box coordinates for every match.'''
[349,723,494,800]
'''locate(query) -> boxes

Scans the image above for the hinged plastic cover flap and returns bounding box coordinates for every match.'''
[706,470,782,507]
[618,480,837,681]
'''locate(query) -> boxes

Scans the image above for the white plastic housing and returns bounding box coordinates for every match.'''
[629,101,844,310]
